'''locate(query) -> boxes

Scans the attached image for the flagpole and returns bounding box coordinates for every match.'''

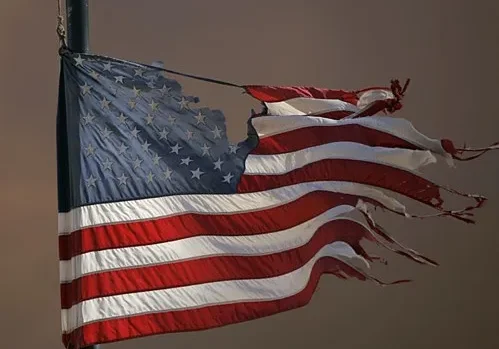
[66,0,89,53]
[65,1,98,347]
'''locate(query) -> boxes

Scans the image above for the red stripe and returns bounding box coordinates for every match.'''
[60,219,376,309]
[62,257,402,349]
[244,85,361,104]
[238,159,442,210]
[59,191,385,260]
[252,124,421,155]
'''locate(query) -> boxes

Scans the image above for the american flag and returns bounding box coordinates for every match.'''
[57,50,496,348]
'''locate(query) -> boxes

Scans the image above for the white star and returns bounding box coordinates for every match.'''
[170,143,182,154]
[102,158,113,171]
[82,113,95,125]
[132,156,143,169]
[117,143,129,155]
[162,168,173,181]
[229,144,240,154]
[128,99,137,109]
[149,100,160,112]
[158,128,169,140]
[222,172,234,184]
[103,62,112,72]
[152,153,162,166]
[201,143,211,156]
[74,55,84,67]
[146,80,156,89]
[90,70,100,80]
[134,68,145,77]
[130,127,141,138]
[211,126,223,139]
[141,140,151,153]
[80,83,91,95]
[132,86,142,98]
[115,76,125,84]
[117,113,128,124]
[101,127,113,139]
[180,157,193,166]
[85,143,96,156]
[191,168,205,180]
[146,171,155,183]
[194,112,206,125]
[167,114,176,125]
[179,97,190,110]
[117,173,128,186]
[185,129,195,140]
[100,97,111,109]
[85,174,98,188]
[159,84,171,96]
[213,158,223,171]
[144,114,155,125]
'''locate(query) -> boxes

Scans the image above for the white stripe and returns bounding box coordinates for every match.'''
[61,241,364,333]
[263,90,394,117]
[58,181,408,235]
[264,97,359,116]
[244,141,436,175]
[356,89,395,109]
[251,115,450,158]
[60,205,365,282]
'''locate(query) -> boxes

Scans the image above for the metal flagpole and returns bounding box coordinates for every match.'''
[65,1,97,348]
[66,0,89,53]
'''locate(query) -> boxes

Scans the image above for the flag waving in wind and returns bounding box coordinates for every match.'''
[57,49,498,348]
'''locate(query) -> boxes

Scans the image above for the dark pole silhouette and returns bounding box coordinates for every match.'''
[66,0,89,53]
[65,2,97,349]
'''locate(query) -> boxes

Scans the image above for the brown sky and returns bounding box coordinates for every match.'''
[0,1,498,348]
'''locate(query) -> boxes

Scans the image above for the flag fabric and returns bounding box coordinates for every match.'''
[57,50,496,349]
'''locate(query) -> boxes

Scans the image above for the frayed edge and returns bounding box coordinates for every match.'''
[355,200,439,267]
[347,79,411,119]
[441,139,499,161]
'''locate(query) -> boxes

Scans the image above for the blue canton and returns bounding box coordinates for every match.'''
[58,51,258,208]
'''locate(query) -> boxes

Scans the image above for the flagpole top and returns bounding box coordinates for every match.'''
[66,0,89,53]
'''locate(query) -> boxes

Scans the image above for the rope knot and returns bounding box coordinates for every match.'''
[56,0,67,48]
[57,15,66,40]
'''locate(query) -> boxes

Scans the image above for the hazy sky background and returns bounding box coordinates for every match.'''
[0,1,498,348]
